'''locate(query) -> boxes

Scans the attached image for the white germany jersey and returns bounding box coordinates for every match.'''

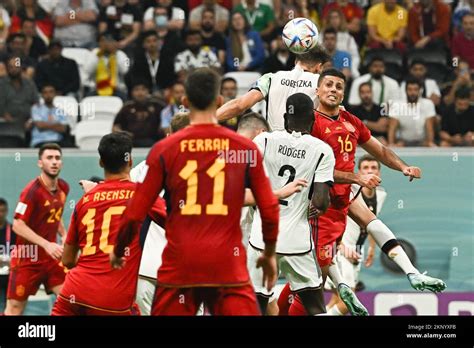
[249,130,335,254]
[251,66,320,131]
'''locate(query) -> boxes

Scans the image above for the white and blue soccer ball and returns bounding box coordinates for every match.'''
[282,18,319,54]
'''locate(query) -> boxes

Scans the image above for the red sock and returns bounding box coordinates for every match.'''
[277,283,292,316]
[288,294,309,316]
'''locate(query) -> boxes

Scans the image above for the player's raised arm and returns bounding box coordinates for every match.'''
[216,89,264,121]
[361,136,422,181]
[114,144,165,258]
[333,169,381,189]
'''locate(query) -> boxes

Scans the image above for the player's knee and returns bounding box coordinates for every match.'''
[5,300,25,315]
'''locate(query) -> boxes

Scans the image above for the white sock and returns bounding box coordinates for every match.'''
[366,219,419,275]
[327,305,344,316]
[328,263,343,287]
[388,245,419,275]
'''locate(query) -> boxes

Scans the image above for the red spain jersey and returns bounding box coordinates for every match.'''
[61,179,142,312]
[116,124,279,287]
[13,177,69,265]
[311,109,371,208]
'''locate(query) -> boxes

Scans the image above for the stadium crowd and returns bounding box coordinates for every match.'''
[0,0,472,148]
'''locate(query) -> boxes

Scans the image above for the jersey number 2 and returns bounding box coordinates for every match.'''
[81,206,126,256]
[278,165,296,206]
[179,159,228,215]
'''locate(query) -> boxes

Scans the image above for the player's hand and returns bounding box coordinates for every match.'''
[79,180,98,193]
[279,178,308,199]
[364,246,375,268]
[44,242,63,260]
[256,253,277,292]
[338,243,361,264]
[307,203,323,219]
[110,252,126,270]
[357,173,381,189]
[402,166,421,182]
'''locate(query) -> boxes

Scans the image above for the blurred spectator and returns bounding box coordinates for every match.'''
[226,11,264,72]
[10,0,54,42]
[98,0,142,51]
[0,198,15,313]
[175,29,221,83]
[452,0,473,33]
[0,5,11,51]
[21,18,47,61]
[219,76,240,129]
[388,78,437,147]
[452,12,474,71]
[320,8,360,78]
[407,0,450,50]
[189,0,233,11]
[35,40,80,97]
[160,81,187,132]
[169,111,190,133]
[322,0,364,44]
[53,0,99,49]
[0,56,39,133]
[280,0,320,28]
[27,84,69,148]
[85,33,129,99]
[234,0,275,42]
[113,81,166,147]
[0,33,36,78]
[348,82,388,144]
[261,35,294,74]
[129,30,175,95]
[367,0,408,52]
[440,87,474,146]
[199,8,226,65]
[322,28,352,80]
[37,0,59,14]
[442,60,472,105]
[143,0,186,32]
[349,56,400,105]
[400,60,441,106]
[189,0,229,32]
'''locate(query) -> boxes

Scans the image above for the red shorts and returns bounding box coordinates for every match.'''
[7,260,66,301]
[51,294,140,316]
[277,283,308,316]
[151,284,260,316]
[312,204,349,267]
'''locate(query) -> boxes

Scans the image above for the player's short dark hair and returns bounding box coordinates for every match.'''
[88,176,103,183]
[454,86,471,100]
[185,29,201,39]
[184,68,221,110]
[170,112,190,133]
[202,7,215,17]
[358,154,380,170]
[359,82,372,92]
[98,132,133,174]
[317,68,346,86]
[237,112,270,132]
[405,76,422,90]
[369,55,385,66]
[295,46,330,67]
[141,30,159,43]
[285,93,314,125]
[0,198,8,208]
[41,84,56,91]
[323,27,337,37]
[38,143,62,159]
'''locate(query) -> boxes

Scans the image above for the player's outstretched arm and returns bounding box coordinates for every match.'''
[361,136,422,181]
[243,178,308,206]
[334,170,381,188]
[62,243,80,269]
[216,89,263,121]
[12,219,63,260]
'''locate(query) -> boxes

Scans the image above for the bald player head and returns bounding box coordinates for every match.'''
[283,93,315,134]
[237,112,270,140]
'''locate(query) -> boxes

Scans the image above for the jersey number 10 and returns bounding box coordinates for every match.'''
[179,159,228,216]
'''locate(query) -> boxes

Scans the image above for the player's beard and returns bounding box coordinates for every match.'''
[44,168,60,179]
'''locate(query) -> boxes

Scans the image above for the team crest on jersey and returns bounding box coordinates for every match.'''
[16,285,25,297]
[343,121,355,132]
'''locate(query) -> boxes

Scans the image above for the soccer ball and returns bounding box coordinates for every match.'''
[282,18,319,54]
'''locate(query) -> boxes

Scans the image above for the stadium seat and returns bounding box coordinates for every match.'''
[362,49,404,82]
[53,96,79,134]
[75,119,113,150]
[224,72,261,96]
[407,49,451,84]
[0,122,25,147]
[61,47,95,91]
[80,96,123,121]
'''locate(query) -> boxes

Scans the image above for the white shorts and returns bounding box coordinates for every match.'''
[136,276,156,316]
[325,252,362,290]
[247,246,322,297]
